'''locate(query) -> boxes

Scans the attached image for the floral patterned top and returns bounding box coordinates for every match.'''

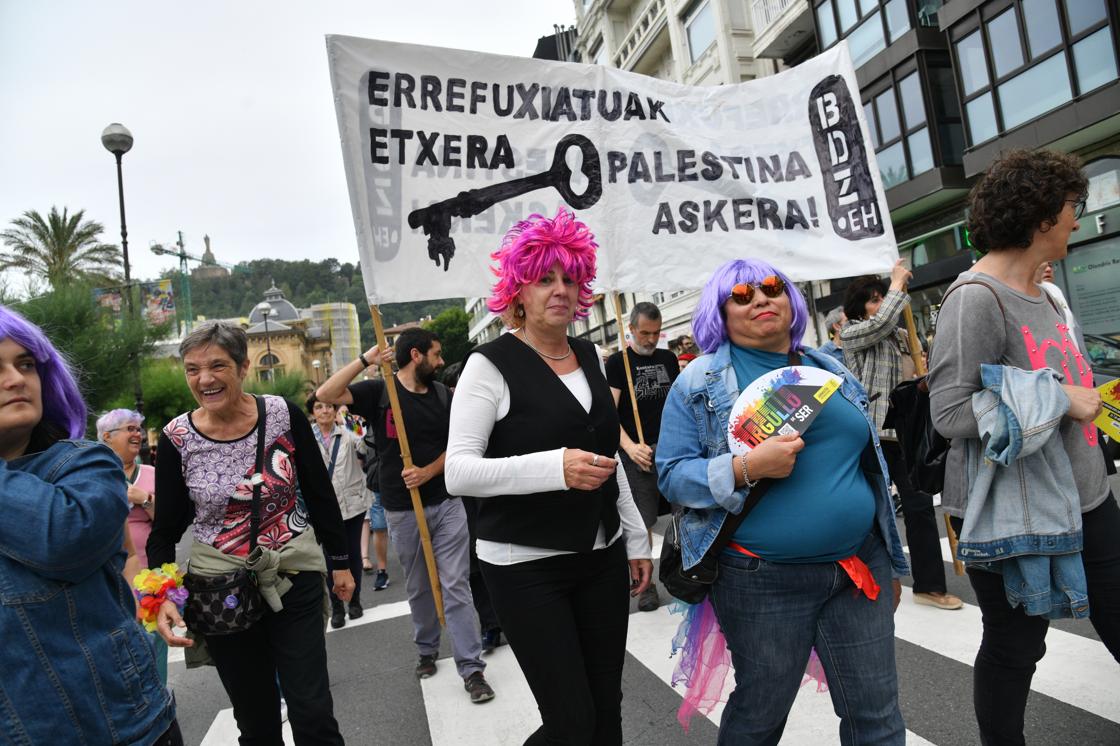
[146,394,348,568]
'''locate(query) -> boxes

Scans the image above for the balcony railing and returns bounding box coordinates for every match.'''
[612,0,667,69]
[750,0,800,35]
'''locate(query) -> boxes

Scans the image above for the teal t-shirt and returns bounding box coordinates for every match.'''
[727,345,876,562]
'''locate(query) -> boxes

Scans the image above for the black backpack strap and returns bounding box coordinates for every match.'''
[326,433,342,479]
[249,395,267,552]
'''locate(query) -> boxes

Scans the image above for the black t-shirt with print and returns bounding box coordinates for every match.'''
[347,378,451,512]
[605,347,679,444]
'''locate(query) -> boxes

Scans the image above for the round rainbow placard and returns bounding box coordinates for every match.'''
[727,366,843,456]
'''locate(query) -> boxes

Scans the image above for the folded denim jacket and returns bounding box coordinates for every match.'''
[961,364,1088,619]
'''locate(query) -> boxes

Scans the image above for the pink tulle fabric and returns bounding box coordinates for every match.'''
[668,599,829,731]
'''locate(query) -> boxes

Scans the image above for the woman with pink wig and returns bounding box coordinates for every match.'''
[446,208,653,745]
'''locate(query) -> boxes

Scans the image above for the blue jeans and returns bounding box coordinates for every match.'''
[709,532,904,746]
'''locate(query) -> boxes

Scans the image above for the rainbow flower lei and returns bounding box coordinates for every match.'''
[132,563,188,633]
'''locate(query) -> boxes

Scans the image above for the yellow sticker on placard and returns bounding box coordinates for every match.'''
[1096,379,1120,442]
[814,377,840,403]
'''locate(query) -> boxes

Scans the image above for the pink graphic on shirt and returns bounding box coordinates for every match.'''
[1020,322,1096,446]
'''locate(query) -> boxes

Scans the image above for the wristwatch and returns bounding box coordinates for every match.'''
[359,352,371,368]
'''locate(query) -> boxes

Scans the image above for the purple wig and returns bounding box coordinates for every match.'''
[487,208,598,323]
[691,259,809,354]
[0,305,87,439]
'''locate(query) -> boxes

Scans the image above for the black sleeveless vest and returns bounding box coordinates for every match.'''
[471,333,621,552]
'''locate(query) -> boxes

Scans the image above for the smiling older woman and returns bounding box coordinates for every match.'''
[655,259,909,745]
[147,321,353,745]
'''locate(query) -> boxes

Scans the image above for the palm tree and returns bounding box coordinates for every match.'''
[1,206,122,289]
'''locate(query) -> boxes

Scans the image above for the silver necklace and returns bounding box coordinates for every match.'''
[520,329,572,361]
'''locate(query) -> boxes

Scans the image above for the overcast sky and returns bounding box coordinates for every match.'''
[0,1,577,288]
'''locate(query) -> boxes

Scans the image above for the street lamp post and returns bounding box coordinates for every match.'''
[101,123,145,420]
[255,301,274,382]
[312,358,321,384]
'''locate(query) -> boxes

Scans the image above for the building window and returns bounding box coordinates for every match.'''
[1065,0,1107,36]
[884,0,909,42]
[814,0,909,70]
[686,2,717,65]
[998,54,1072,131]
[986,8,1023,78]
[817,0,838,48]
[916,0,944,28]
[591,39,608,66]
[1022,0,1062,58]
[952,0,1118,148]
[955,30,988,96]
[1073,28,1119,94]
[863,63,956,189]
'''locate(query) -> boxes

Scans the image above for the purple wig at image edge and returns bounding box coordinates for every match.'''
[0,305,87,439]
[691,259,810,355]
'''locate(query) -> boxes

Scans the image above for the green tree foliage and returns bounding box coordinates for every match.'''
[108,358,197,430]
[159,257,462,350]
[424,307,474,366]
[1,207,122,289]
[246,371,310,410]
[14,283,166,433]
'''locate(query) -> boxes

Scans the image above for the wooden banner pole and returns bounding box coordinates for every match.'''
[901,302,964,576]
[369,305,446,625]
[613,294,645,445]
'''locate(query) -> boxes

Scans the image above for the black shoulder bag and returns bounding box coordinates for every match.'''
[658,350,798,604]
[184,396,268,636]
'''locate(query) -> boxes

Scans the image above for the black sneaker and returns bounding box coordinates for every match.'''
[330,603,347,629]
[348,601,364,620]
[481,628,503,653]
[416,654,438,679]
[373,570,390,591]
[463,671,495,704]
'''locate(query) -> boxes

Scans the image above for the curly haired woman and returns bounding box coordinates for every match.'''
[928,149,1117,744]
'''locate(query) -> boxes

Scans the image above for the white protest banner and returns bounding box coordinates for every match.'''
[327,36,897,305]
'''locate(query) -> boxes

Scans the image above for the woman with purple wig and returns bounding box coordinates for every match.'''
[654,259,909,745]
[0,305,181,744]
[445,208,653,745]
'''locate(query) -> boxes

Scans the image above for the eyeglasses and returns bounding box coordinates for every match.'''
[108,425,144,435]
[727,276,786,305]
[1066,198,1087,219]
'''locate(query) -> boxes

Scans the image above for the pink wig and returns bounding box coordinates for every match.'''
[487,208,598,322]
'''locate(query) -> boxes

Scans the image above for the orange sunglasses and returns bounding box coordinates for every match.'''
[727,275,786,305]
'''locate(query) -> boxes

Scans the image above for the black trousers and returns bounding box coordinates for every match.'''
[952,495,1120,746]
[481,541,630,746]
[880,439,947,594]
[151,720,184,746]
[326,514,365,608]
[462,496,500,632]
[205,571,344,746]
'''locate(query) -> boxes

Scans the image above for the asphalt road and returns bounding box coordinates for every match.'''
[170,512,1120,746]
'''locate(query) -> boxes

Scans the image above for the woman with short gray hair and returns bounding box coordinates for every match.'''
[147,321,353,744]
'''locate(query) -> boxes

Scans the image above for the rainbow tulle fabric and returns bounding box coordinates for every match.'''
[131,563,187,633]
[668,598,829,731]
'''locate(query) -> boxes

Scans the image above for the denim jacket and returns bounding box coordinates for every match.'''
[0,441,175,745]
[655,342,909,577]
[960,364,1088,619]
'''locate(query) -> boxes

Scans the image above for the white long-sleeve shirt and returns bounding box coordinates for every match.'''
[445,350,650,566]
